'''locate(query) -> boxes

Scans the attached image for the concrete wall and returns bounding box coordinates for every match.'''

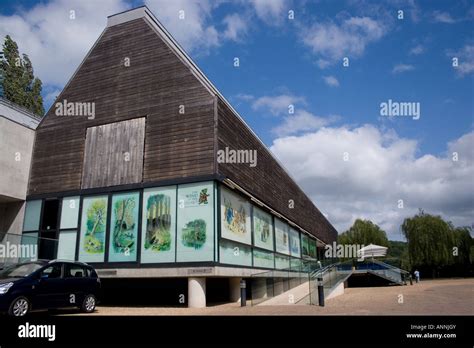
[0,117,36,201]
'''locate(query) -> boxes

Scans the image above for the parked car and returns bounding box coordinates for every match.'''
[0,260,100,317]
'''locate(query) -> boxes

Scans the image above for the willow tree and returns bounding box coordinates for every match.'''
[402,210,455,277]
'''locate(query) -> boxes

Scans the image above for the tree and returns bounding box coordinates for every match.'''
[338,219,389,247]
[402,210,456,277]
[0,35,44,116]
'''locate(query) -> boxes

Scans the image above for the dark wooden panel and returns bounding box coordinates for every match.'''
[29,18,215,194]
[216,99,337,244]
[81,118,145,189]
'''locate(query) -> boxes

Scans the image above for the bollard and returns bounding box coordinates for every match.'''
[317,277,325,307]
[409,275,413,285]
[240,279,246,307]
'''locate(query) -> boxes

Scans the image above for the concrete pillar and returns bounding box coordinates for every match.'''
[188,277,206,308]
[229,277,242,303]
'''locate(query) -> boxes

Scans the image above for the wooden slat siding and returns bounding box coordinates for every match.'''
[81,118,145,189]
[216,99,338,244]
[28,18,215,194]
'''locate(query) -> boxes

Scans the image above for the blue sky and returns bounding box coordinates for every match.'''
[0,0,472,239]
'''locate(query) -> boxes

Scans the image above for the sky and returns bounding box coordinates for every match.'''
[0,0,472,240]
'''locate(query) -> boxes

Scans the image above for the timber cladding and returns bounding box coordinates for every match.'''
[216,99,338,244]
[81,118,146,189]
[28,18,215,195]
[28,14,337,243]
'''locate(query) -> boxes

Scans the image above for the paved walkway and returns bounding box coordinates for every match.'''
[63,278,473,316]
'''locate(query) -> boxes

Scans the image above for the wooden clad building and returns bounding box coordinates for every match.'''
[24,6,337,280]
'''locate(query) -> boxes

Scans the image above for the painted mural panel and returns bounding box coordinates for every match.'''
[289,228,301,257]
[309,238,317,259]
[253,249,275,269]
[141,186,176,263]
[301,234,310,259]
[108,192,139,262]
[176,182,214,262]
[79,196,108,262]
[221,187,251,245]
[252,206,274,251]
[275,218,290,255]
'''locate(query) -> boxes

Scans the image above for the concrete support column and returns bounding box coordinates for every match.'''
[229,277,242,303]
[188,277,206,308]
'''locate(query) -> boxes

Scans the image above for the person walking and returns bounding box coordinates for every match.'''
[414,269,420,283]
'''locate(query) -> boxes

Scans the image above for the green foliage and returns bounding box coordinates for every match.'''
[181,219,207,249]
[338,219,389,247]
[0,35,44,116]
[402,211,455,269]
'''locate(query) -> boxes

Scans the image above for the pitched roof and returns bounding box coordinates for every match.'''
[106,6,302,185]
[0,97,41,130]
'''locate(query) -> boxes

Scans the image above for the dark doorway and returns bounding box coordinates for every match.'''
[39,199,60,260]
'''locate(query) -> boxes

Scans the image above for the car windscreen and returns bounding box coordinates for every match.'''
[0,262,44,278]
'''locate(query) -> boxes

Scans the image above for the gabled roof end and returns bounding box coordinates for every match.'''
[107,6,150,27]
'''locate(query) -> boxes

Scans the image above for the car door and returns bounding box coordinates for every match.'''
[34,263,67,309]
[64,263,89,307]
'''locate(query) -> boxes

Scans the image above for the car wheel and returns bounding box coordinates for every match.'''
[81,294,96,313]
[8,296,30,317]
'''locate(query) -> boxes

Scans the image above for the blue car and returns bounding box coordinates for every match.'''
[0,260,101,317]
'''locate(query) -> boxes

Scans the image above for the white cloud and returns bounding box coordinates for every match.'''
[301,16,387,67]
[145,0,220,54]
[392,64,415,74]
[222,13,248,41]
[271,111,339,136]
[270,126,474,239]
[409,44,424,55]
[248,0,288,24]
[449,44,474,77]
[0,0,130,87]
[252,94,306,116]
[433,11,457,24]
[323,75,339,87]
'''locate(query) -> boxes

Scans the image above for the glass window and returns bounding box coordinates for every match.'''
[220,187,251,245]
[275,218,290,255]
[289,228,301,258]
[253,249,274,269]
[78,195,108,263]
[19,233,38,262]
[23,200,42,232]
[176,182,214,262]
[64,264,86,278]
[219,239,252,266]
[60,197,80,229]
[290,257,301,271]
[40,264,62,279]
[275,255,290,270]
[253,206,274,251]
[141,186,177,263]
[57,230,77,261]
[108,192,140,262]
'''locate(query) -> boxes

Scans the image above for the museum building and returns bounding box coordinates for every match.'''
[19,7,338,307]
